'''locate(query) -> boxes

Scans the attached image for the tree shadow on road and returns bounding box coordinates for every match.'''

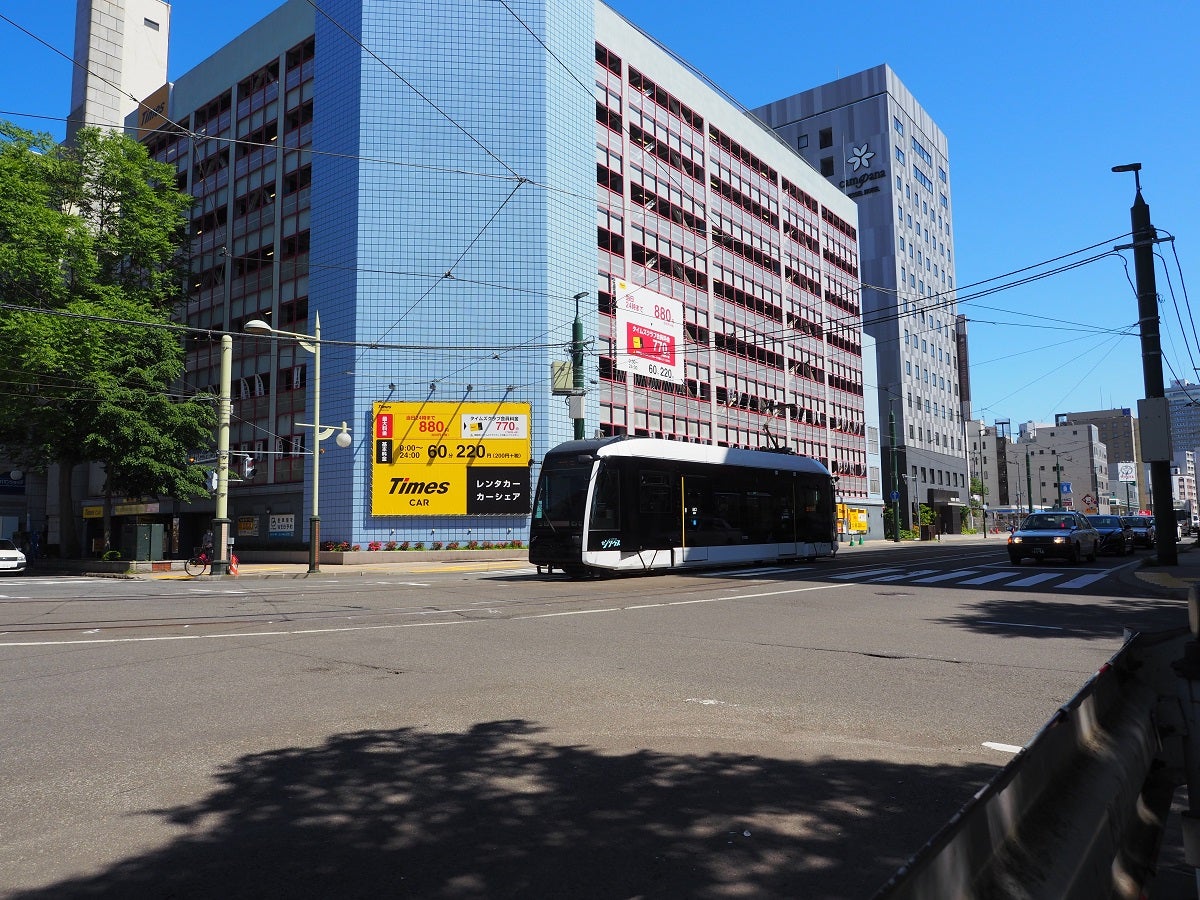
[934,593,1186,639]
[12,719,996,899]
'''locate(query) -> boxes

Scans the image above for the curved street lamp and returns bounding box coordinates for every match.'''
[245,313,351,573]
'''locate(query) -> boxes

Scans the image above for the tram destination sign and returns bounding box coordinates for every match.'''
[371,401,532,516]
[613,278,684,385]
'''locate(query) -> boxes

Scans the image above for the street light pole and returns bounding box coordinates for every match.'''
[889,400,900,542]
[210,334,233,575]
[1026,447,1034,514]
[244,313,352,574]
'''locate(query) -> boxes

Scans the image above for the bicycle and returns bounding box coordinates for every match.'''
[184,548,212,576]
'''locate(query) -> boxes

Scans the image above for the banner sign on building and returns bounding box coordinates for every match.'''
[269,514,295,539]
[370,402,532,516]
[613,278,684,385]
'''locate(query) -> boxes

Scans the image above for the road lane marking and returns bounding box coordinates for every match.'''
[517,583,846,619]
[982,741,1023,754]
[979,620,1063,630]
[0,618,481,647]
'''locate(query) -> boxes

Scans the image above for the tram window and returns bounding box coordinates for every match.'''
[639,470,672,513]
[534,466,590,526]
[589,465,620,530]
[745,491,772,542]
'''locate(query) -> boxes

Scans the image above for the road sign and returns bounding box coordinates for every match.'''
[1118,461,1137,483]
[890,490,900,501]
[1061,482,1072,494]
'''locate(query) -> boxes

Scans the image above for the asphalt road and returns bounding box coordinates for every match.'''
[0,543,1187,898]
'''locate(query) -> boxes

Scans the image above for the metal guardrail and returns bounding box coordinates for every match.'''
[874,626,1189,899]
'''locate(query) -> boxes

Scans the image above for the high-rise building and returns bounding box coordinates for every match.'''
[68,0,170,142]
[57,0,874,552]
[1057,407,1145,513]
[755,65,967,534]
[1166,379,1200,463]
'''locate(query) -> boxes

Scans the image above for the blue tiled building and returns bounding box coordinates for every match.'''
[123,0,869,553]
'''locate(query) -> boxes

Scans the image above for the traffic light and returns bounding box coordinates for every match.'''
[242,456,257,480]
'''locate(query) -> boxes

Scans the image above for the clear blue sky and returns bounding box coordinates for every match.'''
[2,0,1196,429]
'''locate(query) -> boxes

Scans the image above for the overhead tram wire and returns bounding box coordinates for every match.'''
[1,13,1160,401]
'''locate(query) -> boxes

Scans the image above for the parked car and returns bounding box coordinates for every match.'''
[0,539,27,574]
[1008,511,1100,565]
[1121,515,1156,548]
[1088,515,1134,556]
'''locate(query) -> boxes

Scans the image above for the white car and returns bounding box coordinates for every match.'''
[0,539,27,573]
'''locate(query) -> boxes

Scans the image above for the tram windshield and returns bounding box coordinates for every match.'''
[531,463,591,529]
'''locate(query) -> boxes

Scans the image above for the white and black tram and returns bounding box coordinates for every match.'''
[529,436,838,576]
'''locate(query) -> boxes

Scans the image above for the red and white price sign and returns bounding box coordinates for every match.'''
[613,278,684,385]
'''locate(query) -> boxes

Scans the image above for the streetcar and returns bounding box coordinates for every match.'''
[529,436,838,576]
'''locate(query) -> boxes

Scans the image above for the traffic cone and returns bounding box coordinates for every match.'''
[229,554,239,575]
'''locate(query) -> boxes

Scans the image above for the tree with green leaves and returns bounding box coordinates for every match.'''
[0,122,214,557]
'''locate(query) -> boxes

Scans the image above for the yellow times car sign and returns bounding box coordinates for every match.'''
[370,401,532,516]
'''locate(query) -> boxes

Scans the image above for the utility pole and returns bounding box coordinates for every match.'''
[571,291,587,440]
[889,400,900,542]
[1056,459,1063,509]
[1114,163,1177,565]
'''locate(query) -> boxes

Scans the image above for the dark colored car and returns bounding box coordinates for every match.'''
[1121,515,1156,548]
[1088,515,1133,556]
[1008,511,1100,565]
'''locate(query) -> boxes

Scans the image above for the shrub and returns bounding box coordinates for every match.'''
[385,540,398,551]
[351,544,361,551]
[367,542,382,552]
[321,541,336,551]
[466,540,479,550]
[399,541,410,551]
[481,541,494,550]
[335,541,351,552]
[414,542,424,550]
[446,541,460,550]
[431,541,443,550]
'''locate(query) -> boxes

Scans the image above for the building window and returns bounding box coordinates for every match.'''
[894,116,904,136]
[144,17,160,30]
[796,134,809,149]
[820,157,834,177]
[819,127,833,149]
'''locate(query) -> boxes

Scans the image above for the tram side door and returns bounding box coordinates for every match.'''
[682,475,709,562]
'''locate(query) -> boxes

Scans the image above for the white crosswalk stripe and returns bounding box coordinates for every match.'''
[1006,572,1063,588]
[913,569,979,584]
[831,567,901,580]
[870,569,938,582]
[837,565,1112,591]
[1055,571,1112,590]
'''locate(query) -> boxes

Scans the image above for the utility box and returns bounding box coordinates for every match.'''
[121,523,164,561]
